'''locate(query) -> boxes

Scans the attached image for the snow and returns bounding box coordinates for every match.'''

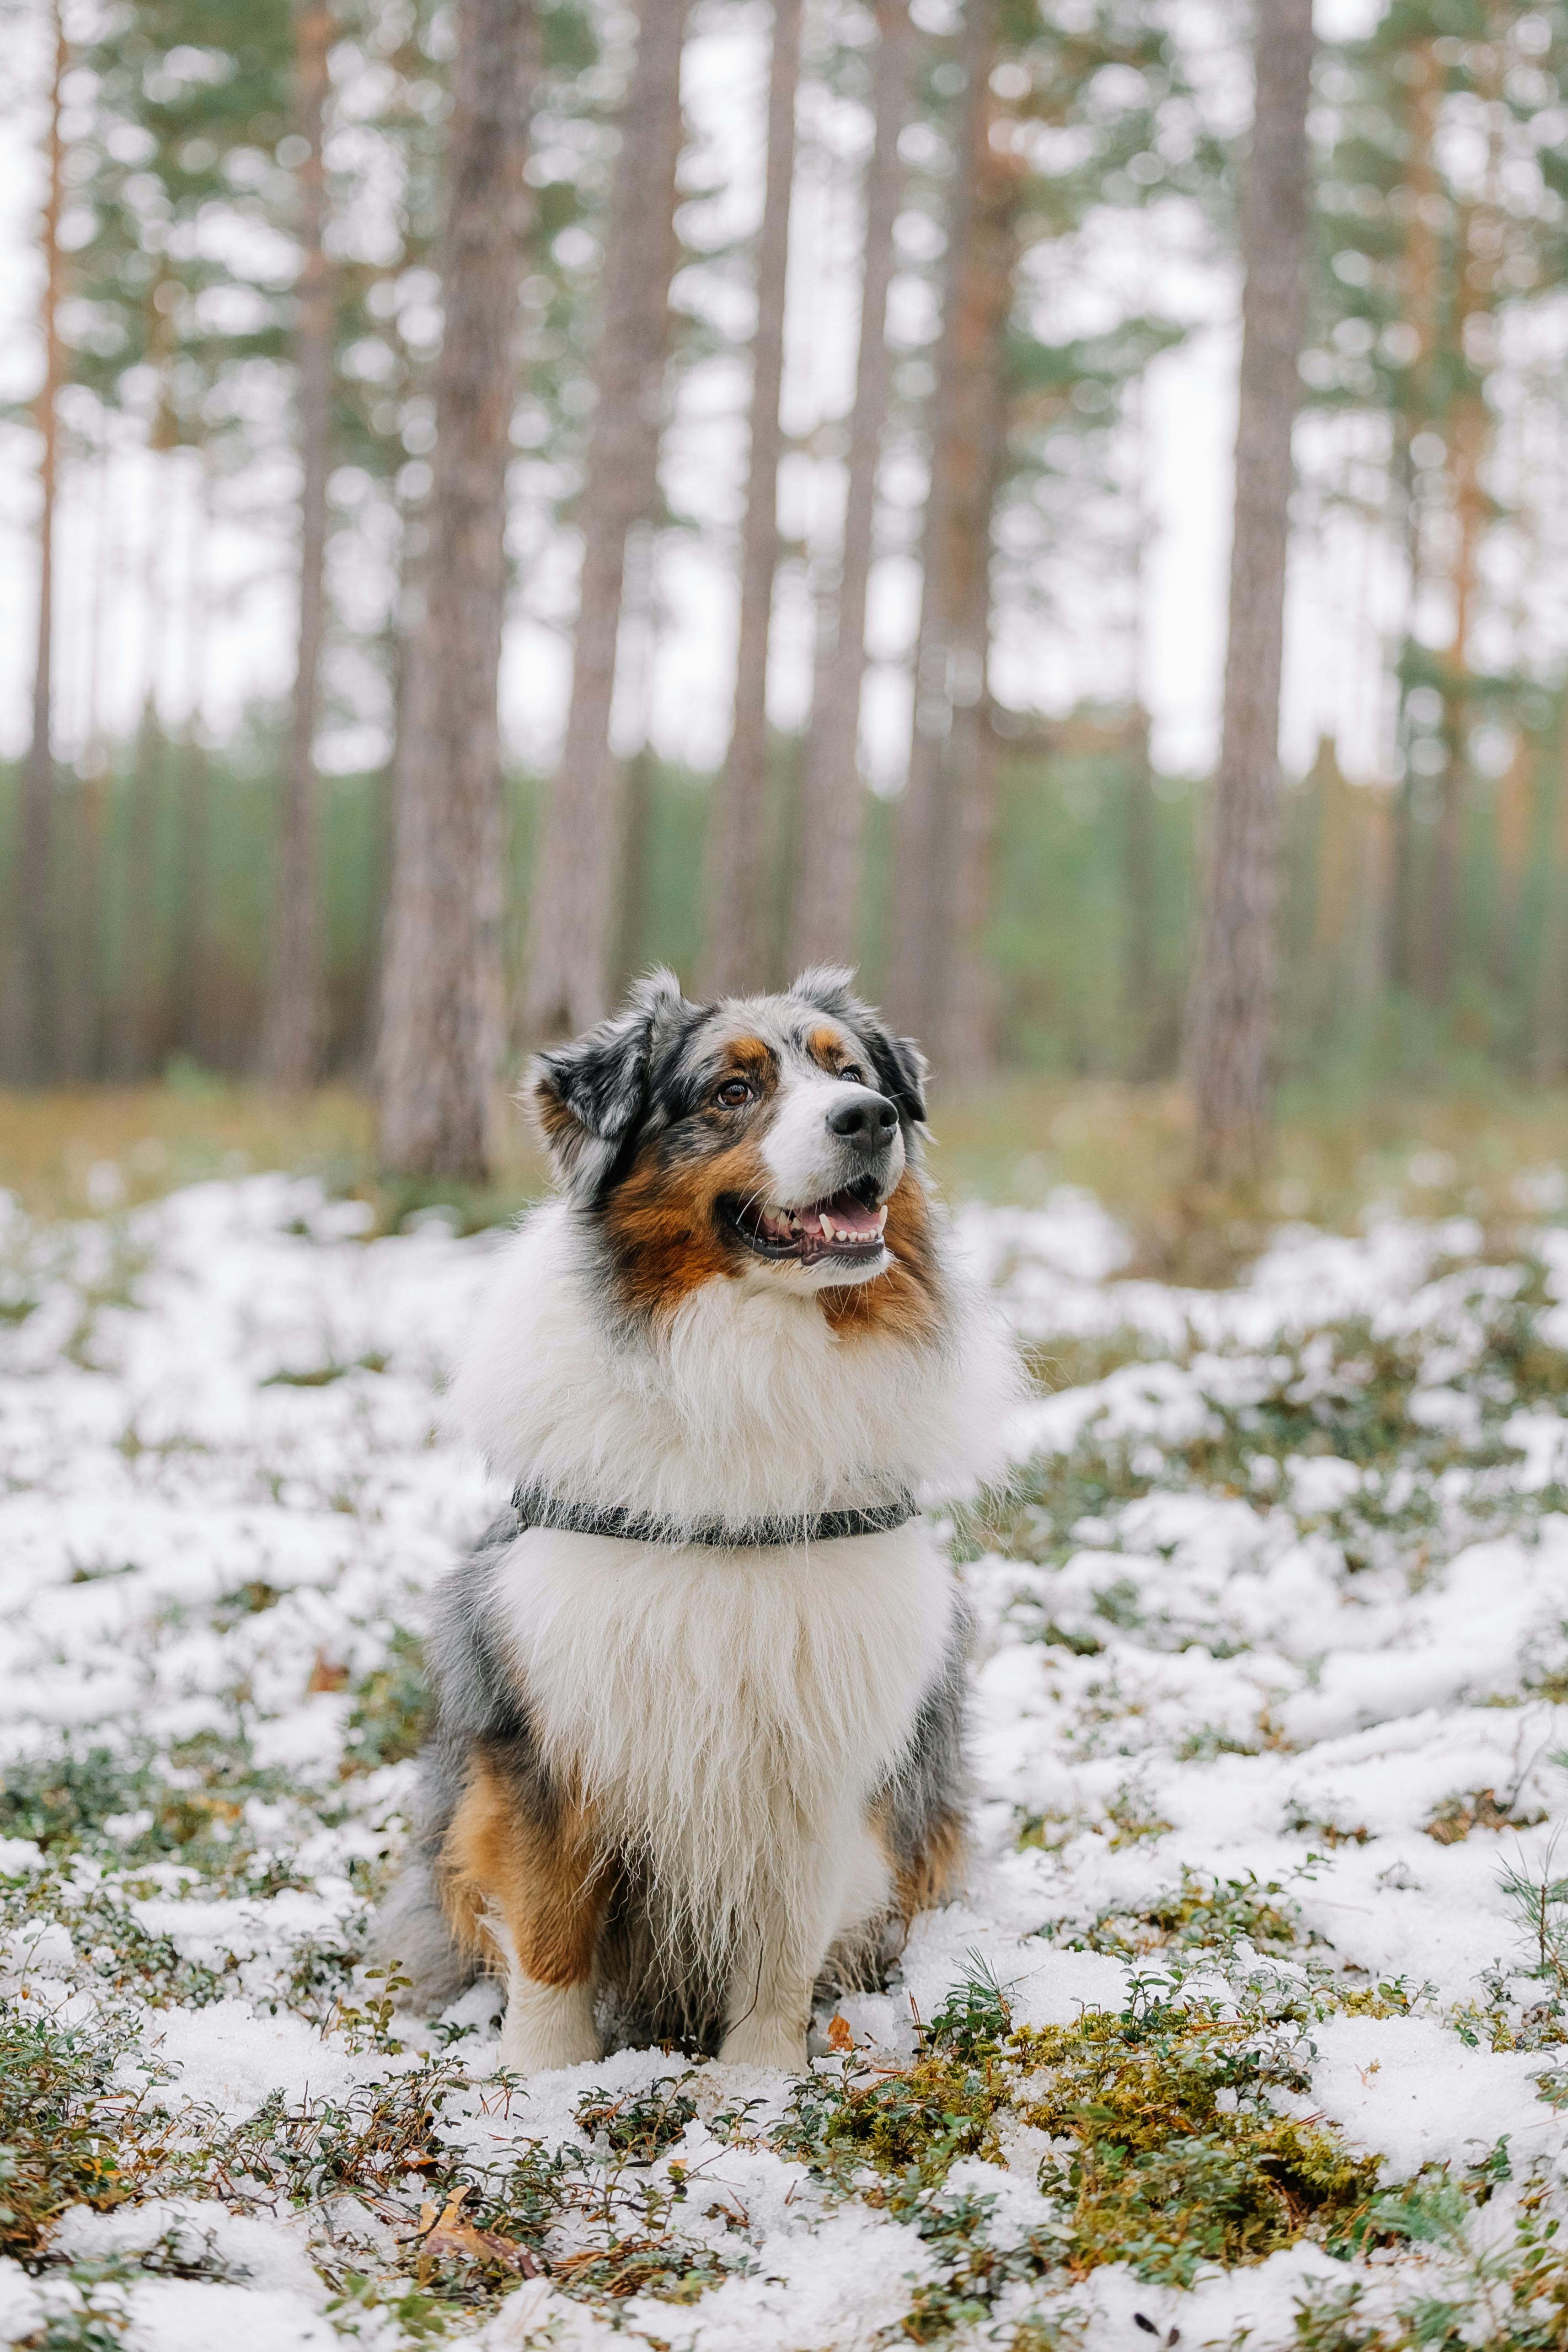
[7,1174,1568,2346]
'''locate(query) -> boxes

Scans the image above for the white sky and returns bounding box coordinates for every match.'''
[0,0,1436,802]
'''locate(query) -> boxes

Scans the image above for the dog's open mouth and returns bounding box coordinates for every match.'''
[722,1181,889,1265]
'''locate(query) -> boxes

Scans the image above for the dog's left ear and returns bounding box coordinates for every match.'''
[788,965,929,1128]
[528,968,695,1204]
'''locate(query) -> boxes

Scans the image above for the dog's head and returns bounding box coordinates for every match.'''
[528,968,932,1315]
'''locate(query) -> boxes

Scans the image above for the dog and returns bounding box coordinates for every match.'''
[374,965,1021,2075]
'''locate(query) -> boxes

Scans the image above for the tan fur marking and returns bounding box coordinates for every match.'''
[439,1754,610,1987]
[871,1800,968,1925]
[820,1171,942,1343]
[532,1088,577,1146]
[723,1035,777,1081]
[603,1134,779,1312]
[805,1025,848,1069]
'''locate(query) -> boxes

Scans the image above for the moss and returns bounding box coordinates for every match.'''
[779,1969,1017,2190]
[772,1967,1386,2318]
[1076,1867,1306,1960]
[805,2047,1010,2181]
[1021,1988,1382,2286]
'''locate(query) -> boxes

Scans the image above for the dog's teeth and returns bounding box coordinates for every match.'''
[874,1206,888,1233]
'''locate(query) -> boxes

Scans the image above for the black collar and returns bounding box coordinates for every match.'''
[509,1482,918,1548]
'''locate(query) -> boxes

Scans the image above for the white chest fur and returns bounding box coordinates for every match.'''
[488,1521,955,1932]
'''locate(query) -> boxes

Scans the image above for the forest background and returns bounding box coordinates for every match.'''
[2,0,1568,1213]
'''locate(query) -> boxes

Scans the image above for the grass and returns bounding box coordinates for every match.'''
[982,1278,1568,1598]
[0,2007,174,2261]
[771,1963,1391,2313]
[920,1073,1568,1235]
[7,1071,1568,1246]
[0,1074,546,1231]
[13,1079,1568,2340]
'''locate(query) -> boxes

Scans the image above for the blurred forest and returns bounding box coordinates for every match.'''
[3,0,1568,1157]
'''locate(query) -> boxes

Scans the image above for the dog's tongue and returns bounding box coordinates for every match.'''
[760,1192,886,1244]
[793,1192,884,1242]
[819,1192,884,1238]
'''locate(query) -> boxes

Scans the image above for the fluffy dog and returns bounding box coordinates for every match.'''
[375,966,1020,2075]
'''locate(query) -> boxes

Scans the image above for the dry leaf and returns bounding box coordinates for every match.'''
[826,2013,854,2053]
[419,2184,536,2274]
[306,1653,350,1693]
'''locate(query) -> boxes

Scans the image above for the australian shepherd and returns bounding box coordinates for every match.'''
[376,965,1020,2075]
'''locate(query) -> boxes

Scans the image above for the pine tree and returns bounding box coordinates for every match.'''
[65,0,295,1074]
[1185,0,1315,1181]
[260,0,336,1089]
[378,0,538,1180]
[702,0,805,996]
[790,0,911,973]
[1307,0,1568,1016]
[522,0,691,1040]
[0,0,67,1083]
[884,0,996,1049]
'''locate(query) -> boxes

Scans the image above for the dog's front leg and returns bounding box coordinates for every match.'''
[717,1905,817,2073]
[491,1835,609,2077]
[443,1756,609,2076]
[717,1813,888,2073]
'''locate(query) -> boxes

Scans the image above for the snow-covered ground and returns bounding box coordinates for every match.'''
[7,1175,1568,2349]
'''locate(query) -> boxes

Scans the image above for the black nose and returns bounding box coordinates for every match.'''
[826,1088,899,1146]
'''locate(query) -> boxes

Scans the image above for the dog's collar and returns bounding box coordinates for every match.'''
[509,1483,919,1548]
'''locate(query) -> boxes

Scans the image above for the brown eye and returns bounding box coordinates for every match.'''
[839,1064,866,1085]
[716,1078,753,1108]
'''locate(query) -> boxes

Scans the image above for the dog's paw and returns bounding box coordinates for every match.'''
[717,2018,810,2074]
[499,1975,601,2076]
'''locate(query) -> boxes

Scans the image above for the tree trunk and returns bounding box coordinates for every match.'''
[116,696,166,1078]
[610,517,658,988]
[1183,0,1314,1183]
[59,449,116,1080]
[58,774,106,1079]
[885,0,1015,1078]
[702,0,804,996]
[883,0,991,1045]
[1,0,66,1084]
[170,453,213,1064]
[377,0,537,1180]
[1491,733,1531,997]
[1423,70,1501,1009]
[789,0,910,972]
[1386,60,1436,1000]
[522,0,689,1039]
[1533,741,1568,1083]
[172,733,212,1063]
[617,745,654,988]
[1123,713,1156,1073]
[1424,415,1488,1008]
[930,118,1018,1079]
[261,0,334,1089]
[362,500,426,1080]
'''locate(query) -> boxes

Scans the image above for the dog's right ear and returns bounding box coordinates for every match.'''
[526,968,694,1205]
